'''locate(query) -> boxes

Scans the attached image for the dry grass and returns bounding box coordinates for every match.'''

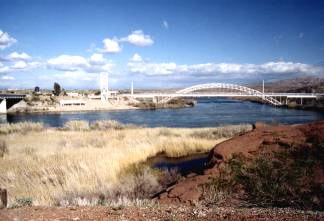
[0,121,251,206]
[0,122,43,135]
[63,120,90,131]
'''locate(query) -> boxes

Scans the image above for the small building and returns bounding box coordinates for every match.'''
[59,99,86,106]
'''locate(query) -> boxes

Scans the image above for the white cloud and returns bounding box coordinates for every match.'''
[127,60,323,76]
[130,53,142,62]
[101,38,121,53]
[11,61,28,69]
[47,54,114,74]
[120,30,154,47]
[47,55,88,71]
[90,53,106,65]
[162,20,169,29]
[0,30,17,50]
[2,75,15,80]
[7,52,31,61]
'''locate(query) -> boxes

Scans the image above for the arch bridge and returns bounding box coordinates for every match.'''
[129,83,323,106]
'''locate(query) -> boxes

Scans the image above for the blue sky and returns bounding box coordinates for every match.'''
[0,0,324,89]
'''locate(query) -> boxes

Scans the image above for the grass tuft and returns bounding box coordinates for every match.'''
[0,122,43,135]
[63,120,90,131]
[0,140,8,158]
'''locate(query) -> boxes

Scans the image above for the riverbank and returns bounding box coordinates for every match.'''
[0,121,251,206]
[0,120,323,220]
[234,96,324,112]
[7,98,138,114]
[7,97,196,114]
[158,120,324,210]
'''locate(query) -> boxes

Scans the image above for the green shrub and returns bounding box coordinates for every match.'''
[14,197,33,207]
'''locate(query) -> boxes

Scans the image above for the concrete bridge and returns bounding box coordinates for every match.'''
[0,94,26,114]
[126,83,324,106]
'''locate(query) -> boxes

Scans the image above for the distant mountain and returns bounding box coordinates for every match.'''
[250,77,324,93]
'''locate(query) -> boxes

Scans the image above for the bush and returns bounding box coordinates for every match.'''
[13,197,33,207]
[0,140,8,158]
[63,120,90,131]
[109,166,162,199]
[204,143,324,209]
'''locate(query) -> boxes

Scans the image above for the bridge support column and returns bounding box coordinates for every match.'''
[0,99,6,114]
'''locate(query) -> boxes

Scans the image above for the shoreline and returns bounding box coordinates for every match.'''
[7,98,196,115]
[232,97,324,113]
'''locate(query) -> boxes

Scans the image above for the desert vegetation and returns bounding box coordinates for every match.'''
[131,98,196,109]
[202,138,324,210]
[0,121,251,206]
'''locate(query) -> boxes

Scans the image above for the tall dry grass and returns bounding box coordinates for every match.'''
[0,121,251,206]
[0,122,43,135]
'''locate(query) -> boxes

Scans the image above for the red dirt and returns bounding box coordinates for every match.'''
[158,121,324,205]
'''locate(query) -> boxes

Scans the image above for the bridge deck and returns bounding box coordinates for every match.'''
[0,94,26,99]
[127,93,322,99]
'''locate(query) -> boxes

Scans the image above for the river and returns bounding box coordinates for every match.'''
[1,98,323,127]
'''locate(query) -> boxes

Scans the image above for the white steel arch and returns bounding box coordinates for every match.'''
[163,83,282,106]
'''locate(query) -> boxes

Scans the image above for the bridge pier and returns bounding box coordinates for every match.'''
[0,99,6,114]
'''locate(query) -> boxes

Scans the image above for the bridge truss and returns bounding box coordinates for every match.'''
[162,83,283,106]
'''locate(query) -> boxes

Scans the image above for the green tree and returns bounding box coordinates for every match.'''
[34,86,40,93]
[53,82,61,96]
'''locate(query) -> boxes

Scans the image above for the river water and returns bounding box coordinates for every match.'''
[1,98,323,127]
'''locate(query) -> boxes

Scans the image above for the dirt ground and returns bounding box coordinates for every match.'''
[1,205,323,221]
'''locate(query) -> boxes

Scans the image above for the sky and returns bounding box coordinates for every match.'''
[0,0,324,89]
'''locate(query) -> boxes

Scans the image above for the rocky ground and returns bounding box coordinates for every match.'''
[1,205,323,221]
[1,121,323,220]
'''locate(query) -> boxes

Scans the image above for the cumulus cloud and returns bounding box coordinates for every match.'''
[120,30,154,47]
[47,55,88,71]
[11,61,28,69]
[162,20,169,29]
[7,52,31,61]
[47,54,114,74]
[130,53,142,62]
[101,38,121,53]
[90,53,107,65]
[0,54,42,73]
[127,60,323,77]
[0,30,17,50]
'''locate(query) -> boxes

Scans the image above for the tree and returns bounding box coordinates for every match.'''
[53,82,61,96]
[34,86,40,93]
